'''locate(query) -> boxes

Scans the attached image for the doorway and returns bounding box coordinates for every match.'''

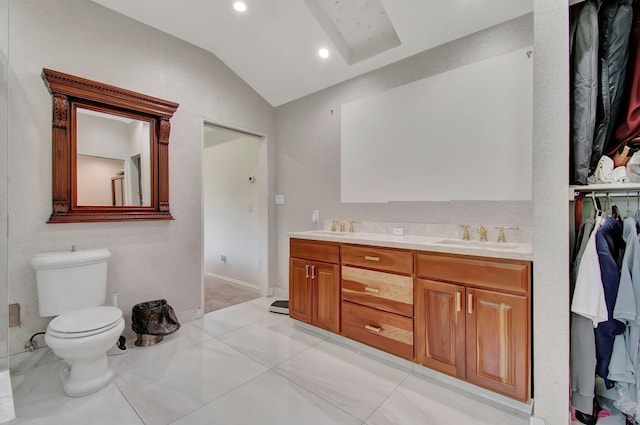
[201,121,268,313]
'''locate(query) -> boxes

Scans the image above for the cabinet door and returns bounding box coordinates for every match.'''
[311,261,340,333]
[466,288,529,401]
[415,279,466,379]
[289,258,312,324]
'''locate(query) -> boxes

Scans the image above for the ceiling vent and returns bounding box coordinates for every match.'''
[303,0,401,65]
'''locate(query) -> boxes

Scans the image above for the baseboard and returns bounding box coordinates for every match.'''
[205,273,258,291]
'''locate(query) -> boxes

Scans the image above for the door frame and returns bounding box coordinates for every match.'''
[200,118,270,316]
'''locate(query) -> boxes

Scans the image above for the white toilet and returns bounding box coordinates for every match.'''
[30,248,125,397]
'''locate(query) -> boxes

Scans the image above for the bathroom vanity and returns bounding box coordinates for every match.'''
[288,230,532,403]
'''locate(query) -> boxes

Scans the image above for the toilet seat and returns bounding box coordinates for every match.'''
[47,306,123,339]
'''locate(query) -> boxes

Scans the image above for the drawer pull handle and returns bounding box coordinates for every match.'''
[468,293,473,314]
[365,324,381,333]
[364,287,380,294]
[305,265,310,279]
[364,256,381,262]
[311,265,316,280]
[456,292,462,313]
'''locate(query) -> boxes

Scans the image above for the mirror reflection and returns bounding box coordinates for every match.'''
[76,108,151,207]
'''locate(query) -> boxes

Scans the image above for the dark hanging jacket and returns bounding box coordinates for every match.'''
[570,0,599,185]
[594,216,626,389]
[593,0,634,159]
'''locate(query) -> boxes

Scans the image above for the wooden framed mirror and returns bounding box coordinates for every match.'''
[42,69,179,222]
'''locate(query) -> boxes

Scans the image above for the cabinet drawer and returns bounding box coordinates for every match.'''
[415,252,530,295]
[341,245,412,275]
[342,266,413,317]
[290,239,339,264]
[341,301,414,360]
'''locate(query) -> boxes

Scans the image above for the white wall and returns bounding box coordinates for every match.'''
[0,0,8,365]
[6,0,276,355]
[203,134,263,287]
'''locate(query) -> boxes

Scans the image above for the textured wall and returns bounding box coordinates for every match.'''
[6,0,275,355]
[532,1,570,423]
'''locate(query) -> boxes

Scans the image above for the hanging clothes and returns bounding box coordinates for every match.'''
[614,1,640,149]
[593,0,634,161]
[594,216,626,389]
[572,215,608,325]
[572,214,603,416]
[608,217,640,419]
[571,0,600,185]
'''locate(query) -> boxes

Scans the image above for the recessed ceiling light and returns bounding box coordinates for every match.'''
[318,48,330,59]
[233,1,247,12]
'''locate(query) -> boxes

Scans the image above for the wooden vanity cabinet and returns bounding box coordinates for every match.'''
[340,245,414,360]
[289,239,340,333]
[414,252,531,402]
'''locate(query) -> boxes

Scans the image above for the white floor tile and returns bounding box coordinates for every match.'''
[109,321,213,374]
[365,374,528,425]
[7,300,540,425]
[171,371,361,425]
[193,302,279,337]
[9,381,142,425]
[217,316,324,368]
[275,340,409,421]
[115,338,267,425]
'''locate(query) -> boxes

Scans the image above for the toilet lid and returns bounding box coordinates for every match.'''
[47,306,122,338]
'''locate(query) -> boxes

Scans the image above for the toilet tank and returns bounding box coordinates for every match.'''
[30,248,111,317]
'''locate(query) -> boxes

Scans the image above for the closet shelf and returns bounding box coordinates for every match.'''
[569,183,640,200]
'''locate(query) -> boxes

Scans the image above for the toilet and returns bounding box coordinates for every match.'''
[30,248,125,397]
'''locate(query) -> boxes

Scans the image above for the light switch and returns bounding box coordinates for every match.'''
[312,210,319,223]
[275,195,284,205]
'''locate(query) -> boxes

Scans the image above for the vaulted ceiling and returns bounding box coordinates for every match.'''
[92,0,532,106]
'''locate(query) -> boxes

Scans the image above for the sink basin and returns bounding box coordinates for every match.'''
[433,239,519,250]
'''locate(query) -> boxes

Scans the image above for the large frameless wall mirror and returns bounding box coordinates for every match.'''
[42,69,179,223]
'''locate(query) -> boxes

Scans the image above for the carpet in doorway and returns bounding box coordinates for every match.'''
[204,275,260,313]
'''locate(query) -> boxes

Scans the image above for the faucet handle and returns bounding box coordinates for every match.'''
[330,219,340,232]
[478,225,488,242]
[348,220,360,233]
[459,224,470,240]
[494,226,519,243]
[495,226,506,243]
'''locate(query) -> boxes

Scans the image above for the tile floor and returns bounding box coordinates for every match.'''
[7,298,531,425]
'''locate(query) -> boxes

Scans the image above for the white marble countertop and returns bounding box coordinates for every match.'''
[289,230,533,261]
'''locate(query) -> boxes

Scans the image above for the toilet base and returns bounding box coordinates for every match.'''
[59,361,113,397]
[46,317,125,397]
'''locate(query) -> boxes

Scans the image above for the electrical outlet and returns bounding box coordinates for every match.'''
[312,210,319,223]
[275,195,284,205]
[220,254,227,262]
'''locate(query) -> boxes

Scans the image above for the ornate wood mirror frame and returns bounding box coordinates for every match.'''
[42,69,179,223]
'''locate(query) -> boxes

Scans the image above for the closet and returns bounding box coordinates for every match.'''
[569,0,640,424]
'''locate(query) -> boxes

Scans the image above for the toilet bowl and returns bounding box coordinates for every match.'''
[31,248,123,397]
[44,306,125,396]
